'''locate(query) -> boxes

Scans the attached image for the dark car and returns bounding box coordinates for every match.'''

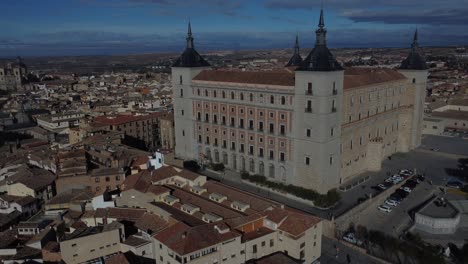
[446,181,463,189]
[404,182,417,189]
[407,179,418,185]
[389,195,403,202]
[416,175,425,182]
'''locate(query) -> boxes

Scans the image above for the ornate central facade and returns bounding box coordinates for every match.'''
[171,10,428,194]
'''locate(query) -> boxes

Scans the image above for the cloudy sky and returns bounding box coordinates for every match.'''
[0,0,467,57]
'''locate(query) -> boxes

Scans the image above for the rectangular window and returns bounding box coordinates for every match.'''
[259,121,264,131]
[259,148,264,157]
[253,245,257,254]
[306,100,312,112]
[280,152,285,162]
[180,89,183,97]
[269,150,274,160]
[307,82,313,95]
[179,75,183,84]
[240,144,245,153]
[306,129,311,137]
[269,123,274,133]
[305,157,310,165]
[270,239,274,247]
[249,146,254,155]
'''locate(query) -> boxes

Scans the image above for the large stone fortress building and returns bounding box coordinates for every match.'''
[0,57,28,91]
[172,10,428,194]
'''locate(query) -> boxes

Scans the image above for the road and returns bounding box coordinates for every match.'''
[200,135,468,220]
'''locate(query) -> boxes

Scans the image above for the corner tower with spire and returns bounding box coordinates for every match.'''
[292,7,344,194]
[397,29,429,152]
[286,34,303,67]
[172,22,211,161]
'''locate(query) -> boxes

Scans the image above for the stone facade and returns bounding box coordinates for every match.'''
[172,14,428,194]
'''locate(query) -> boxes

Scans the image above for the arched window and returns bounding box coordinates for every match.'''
[222,91,226,98]
[249,93,253,102]
[281,96,286,105]
[249,159,255,173]
[231,92,235,100]
[240,93,244,101]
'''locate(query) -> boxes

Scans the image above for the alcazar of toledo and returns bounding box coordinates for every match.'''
[171,9,428,194]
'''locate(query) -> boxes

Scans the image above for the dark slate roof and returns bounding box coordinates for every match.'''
[172,48,210,68]
[296,9,342,71]
[286,53,303,67]
[285,35,303,67]
[400,29,427,70]
[400,51,427,70]
[172,22,210,68]
[297,45,343,71]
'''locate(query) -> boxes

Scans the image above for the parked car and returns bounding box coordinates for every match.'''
[378,184,388,190]
[416,175,425,182]
[401,187,412,193]
[389,195,403,203]
[446,181,463,189]
[378,205,392,213]
[385,199,398,206]
[395,189,409,198]
[342,233,363,246]
[403,182,417,189]
[385,177,394,183]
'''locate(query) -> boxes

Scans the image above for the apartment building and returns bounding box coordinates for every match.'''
[172,10,428,194]
[60,222,125,264]
[93,112,173,151]
[117,164,322,263]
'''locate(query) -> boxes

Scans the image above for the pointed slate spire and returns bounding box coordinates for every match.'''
[172,21,210,68]
[186,21,194,49]
[315,7,327,46]
[297,7,342,71]
[294,33,300,54]
[411,28,419,49]
[318,7,325,28]
[286,33,303,67]
[400,29,427,70]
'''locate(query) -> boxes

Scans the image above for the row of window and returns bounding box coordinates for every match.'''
[197,114,288,135]
[349,86,405,107]
[347,102,401,123]
[191,88,290,106]
[200,137,287,161]
[196,103,288,118]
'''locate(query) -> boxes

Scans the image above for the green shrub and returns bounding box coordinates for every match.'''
[211,163,225,171]
[241,172,340,207]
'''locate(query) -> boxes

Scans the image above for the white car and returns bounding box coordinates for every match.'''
[342,233,363,246]
[385,177,394,183]
[378,205,392,213]
[401,187,412,193]
[385,199,398,206]
[377,184,387,190]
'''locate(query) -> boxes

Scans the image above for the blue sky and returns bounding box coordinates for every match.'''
[1,0,467,56]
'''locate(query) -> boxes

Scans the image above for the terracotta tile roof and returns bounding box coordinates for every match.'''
[106,208,147,221]
[154,222,240,256]
[263,207,289,224]
[193,70,295,87]
[253,252,302,264]
[122,235,151,247]
[151,166,200,182]
[344,68,406,89]
[93,112,170,126]
[242,226,275,242]
[172,188,243,220]
[105,253,130,264]
[225,213,265,230]
[191,68,406,90]
[132,155,149,167]
[203,181,278,212]
[146,185,170,196]
[134,213,173,234]
[278,211,321,237]
[0,166,55,191]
